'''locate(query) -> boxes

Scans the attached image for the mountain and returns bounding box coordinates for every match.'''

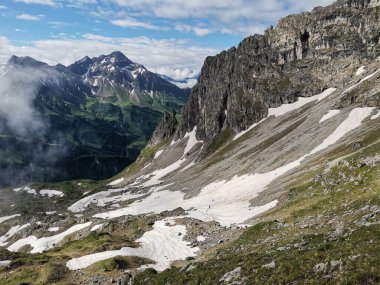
[0,52,189,187]
[0,0,380,284]
[68,51,190,113]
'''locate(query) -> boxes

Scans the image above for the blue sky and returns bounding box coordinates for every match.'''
[0,0,334,80]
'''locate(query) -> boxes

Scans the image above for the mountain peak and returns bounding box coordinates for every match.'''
[106,51,134,65]
[7,55,48,68]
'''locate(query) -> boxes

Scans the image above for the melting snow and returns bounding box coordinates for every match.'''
[0,260,11,267]
[48,227,60,232]
[183,126,203,156]
[154,150,164,159]
[170,138,180,146]
[0,223,31,247]
[107,178,125,186]
[66,218,198,271]
[310,107,374,155]
[13,186,37,195]
[355,66,366,76]
[0,214,21,224]
[8,222,92,253]
[94,107,373,227]
[234,88,337,140]
[68,188,147,213]
[267,88,336,118]
[90,224,104,232]
[233,118,266,141]
[196,236,206,242]
[180,161,196,172]
[319,110,341,123]
[343,69,380,94]
[40,190,64,197]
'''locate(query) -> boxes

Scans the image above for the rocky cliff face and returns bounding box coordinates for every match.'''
[176,0,380,142]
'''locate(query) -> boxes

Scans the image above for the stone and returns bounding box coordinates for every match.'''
[262,261,276,269]
[314,262,328,272]
[219,267,242,284]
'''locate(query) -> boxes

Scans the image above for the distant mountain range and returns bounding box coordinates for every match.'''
[0,52,191,186]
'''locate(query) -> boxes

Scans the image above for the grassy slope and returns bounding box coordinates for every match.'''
[133,130,380,284]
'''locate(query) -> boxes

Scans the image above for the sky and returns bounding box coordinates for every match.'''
[0,0,335,81]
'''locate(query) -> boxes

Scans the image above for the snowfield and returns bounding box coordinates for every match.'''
[0,223,31,247]
[319,110,341,123]
[40,189,65,197]
[0,214,21,224]
[66,218,198,271]
[234,88,337,140]
[355,66,366,76]
[94,108,374,227]
[0,260,11,267]
[8,222,92,253]
[107,178,125,186]
[68,187,149,213]
[154,150,164,159]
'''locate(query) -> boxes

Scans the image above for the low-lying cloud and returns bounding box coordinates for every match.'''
[0,65,68,187]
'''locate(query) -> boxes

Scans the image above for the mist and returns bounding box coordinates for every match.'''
[0,64,68,187]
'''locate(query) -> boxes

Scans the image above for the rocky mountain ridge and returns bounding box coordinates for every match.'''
[172,0,380,143]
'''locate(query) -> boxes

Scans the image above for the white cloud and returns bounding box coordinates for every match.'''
[13,0,57,6]
[111,18,160,30]
[175,24,212,37]
[16,13,41,21]
[106,0,336,36]
[0,5,6,9]
[0,34,217,81]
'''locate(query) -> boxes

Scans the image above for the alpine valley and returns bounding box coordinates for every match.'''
[0,0,380,284]
[0,52,190,187]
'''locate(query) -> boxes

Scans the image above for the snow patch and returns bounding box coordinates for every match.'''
[319,110,341,123]
[180,161,196,172]
[7,222,92,253]
[90,224,104,232]
[0,260,11,266]
[343,69,380,94]
[68,188,147,213]
[154,150,164,159]
[13,186,37,195]
[311,107,374,155]
[233,118,266,141]
[0,214,21,224]
[48,227,60,232]
[268,88,336,118]
[40,190,65,197]
[0,223,31,247]
[66,218,198,271]
[233,88,337,140]
[107,178,124,186]
[196,236,206,242]
[355,66,366,76]
[183,126,203,156]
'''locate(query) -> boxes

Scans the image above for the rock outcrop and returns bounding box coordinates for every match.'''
[174,0,380,142]
[147,109,177,147]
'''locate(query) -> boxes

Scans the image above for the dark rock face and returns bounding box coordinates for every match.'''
[177,0,380,142]
[148,109,177,147]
